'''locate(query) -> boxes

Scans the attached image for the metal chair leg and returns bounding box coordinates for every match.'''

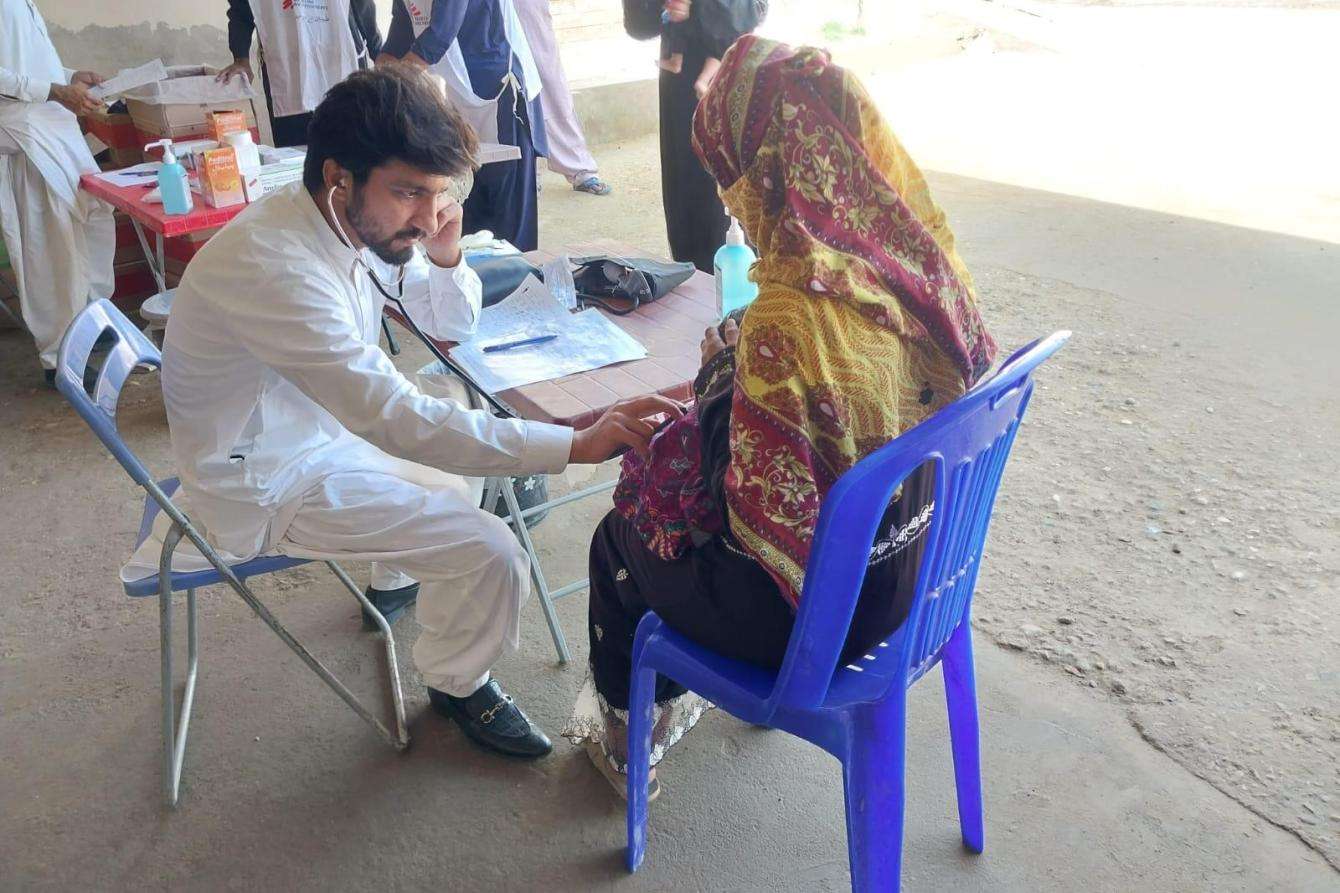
[381,317,400,356]
[324,561,409,749]
[159,526,199,808]
[499,475,571,663]
[152,504,413,807]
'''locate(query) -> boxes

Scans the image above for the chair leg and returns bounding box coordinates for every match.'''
[159,574,199,809]
[325,561,410,750]
[498,475,571,664]
[841,694,908,892]
[943,621,985,853]
[625,655,658,873]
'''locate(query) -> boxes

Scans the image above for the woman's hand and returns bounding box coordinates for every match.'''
[700,318,739,367]
[664,0,692,24]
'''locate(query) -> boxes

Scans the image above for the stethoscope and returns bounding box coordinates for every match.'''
[325,183,517,419]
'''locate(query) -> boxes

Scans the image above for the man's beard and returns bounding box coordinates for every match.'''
[346,186,425,266]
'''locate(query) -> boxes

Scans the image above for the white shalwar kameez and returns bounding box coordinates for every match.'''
[122,182,573,696]
[0,0,115,370]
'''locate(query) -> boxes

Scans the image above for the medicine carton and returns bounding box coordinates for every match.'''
[199,147,245,208]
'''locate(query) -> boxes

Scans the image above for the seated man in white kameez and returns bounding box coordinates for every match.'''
[150,66,679,759]
[0,0,115,386]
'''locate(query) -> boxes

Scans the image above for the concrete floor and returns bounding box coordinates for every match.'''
[2,139,1336,889]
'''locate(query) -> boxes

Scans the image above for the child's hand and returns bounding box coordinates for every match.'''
[664,0,692,23]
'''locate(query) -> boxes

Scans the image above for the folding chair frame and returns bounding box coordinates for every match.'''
[147,479,409,808]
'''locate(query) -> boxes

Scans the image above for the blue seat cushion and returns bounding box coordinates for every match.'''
[123,477,310,597]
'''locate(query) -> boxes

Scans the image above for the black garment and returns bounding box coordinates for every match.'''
[586,343,935,711]
[258,64,309,149]
[226,0,383,148]
[623,0,766,273]
[461,83,540,252]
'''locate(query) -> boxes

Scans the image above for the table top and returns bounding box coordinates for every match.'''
[80,173,247,237]
[79,142,524,238]
[391,240,715,429]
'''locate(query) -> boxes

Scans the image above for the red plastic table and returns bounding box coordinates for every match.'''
[79,173,246,294]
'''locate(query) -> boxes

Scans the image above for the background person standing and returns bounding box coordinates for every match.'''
[514,0,611,196]
[622,0,766,272]
[218,0,384,148]
[0,0,115,385]
[383,0,548,252]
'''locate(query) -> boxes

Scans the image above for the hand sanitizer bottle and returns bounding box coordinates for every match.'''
[144,139,193,216]
[713,215,758,317]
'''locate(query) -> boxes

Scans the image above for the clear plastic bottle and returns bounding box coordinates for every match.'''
[713,215,758,317]
[144,139,193,215]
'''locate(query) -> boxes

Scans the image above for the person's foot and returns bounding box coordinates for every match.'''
[583,739,660,802]
[429,680,553,759]
[573,176,612,196]
[360,581,420,630]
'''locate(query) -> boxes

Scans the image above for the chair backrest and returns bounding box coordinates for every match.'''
[768,331,1071,712]
[54,299,163,488]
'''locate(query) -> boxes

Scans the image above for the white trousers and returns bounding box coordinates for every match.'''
[514,0,599,184]
[0,152,114,369]
[277,453,530,698]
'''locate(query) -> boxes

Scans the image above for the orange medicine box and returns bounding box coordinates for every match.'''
[199,147,245,208]
[208,109,247,143]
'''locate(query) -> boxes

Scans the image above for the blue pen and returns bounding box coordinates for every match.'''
[482,333,558,354]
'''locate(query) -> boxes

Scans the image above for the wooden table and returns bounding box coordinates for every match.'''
[390,240,713,429]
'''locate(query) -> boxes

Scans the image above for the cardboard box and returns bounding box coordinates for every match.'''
[199,147,245,209]
[124,64,260,143]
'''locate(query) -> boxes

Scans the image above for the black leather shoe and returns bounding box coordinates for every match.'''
[361,582,420,630]
[429,680,553,759]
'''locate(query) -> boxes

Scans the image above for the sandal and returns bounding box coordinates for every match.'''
[573,176,613,196]
[584,740,660,802]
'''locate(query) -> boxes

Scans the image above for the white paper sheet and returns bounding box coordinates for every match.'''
[93,161,163,187]
[448,275,647,393]
[89,59,169,102]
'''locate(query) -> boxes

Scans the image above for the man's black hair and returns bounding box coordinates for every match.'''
[303,65,477,193]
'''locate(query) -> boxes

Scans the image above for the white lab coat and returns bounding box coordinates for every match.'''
[0,0,115,369]
[247,0,361,117]
[405,0,542,145]
[122,182,574,694]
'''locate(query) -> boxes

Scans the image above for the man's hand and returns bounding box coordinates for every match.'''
[700,318,739,367]
[423,200,464,268]
[69,71,105,89]
[49,81,101,117]
[569,395,687,463]
[664,0,692,23]
[216,59,254,85]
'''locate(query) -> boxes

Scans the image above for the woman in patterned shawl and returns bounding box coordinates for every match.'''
[563,36,995,798]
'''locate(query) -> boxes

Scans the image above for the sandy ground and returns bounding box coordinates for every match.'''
[2,1,1337,887]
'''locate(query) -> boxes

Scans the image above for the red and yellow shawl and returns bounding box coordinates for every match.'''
[689,36,997,606]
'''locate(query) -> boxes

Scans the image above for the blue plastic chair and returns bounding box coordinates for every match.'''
[625,331,1071,890]
[54,300,410,808]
